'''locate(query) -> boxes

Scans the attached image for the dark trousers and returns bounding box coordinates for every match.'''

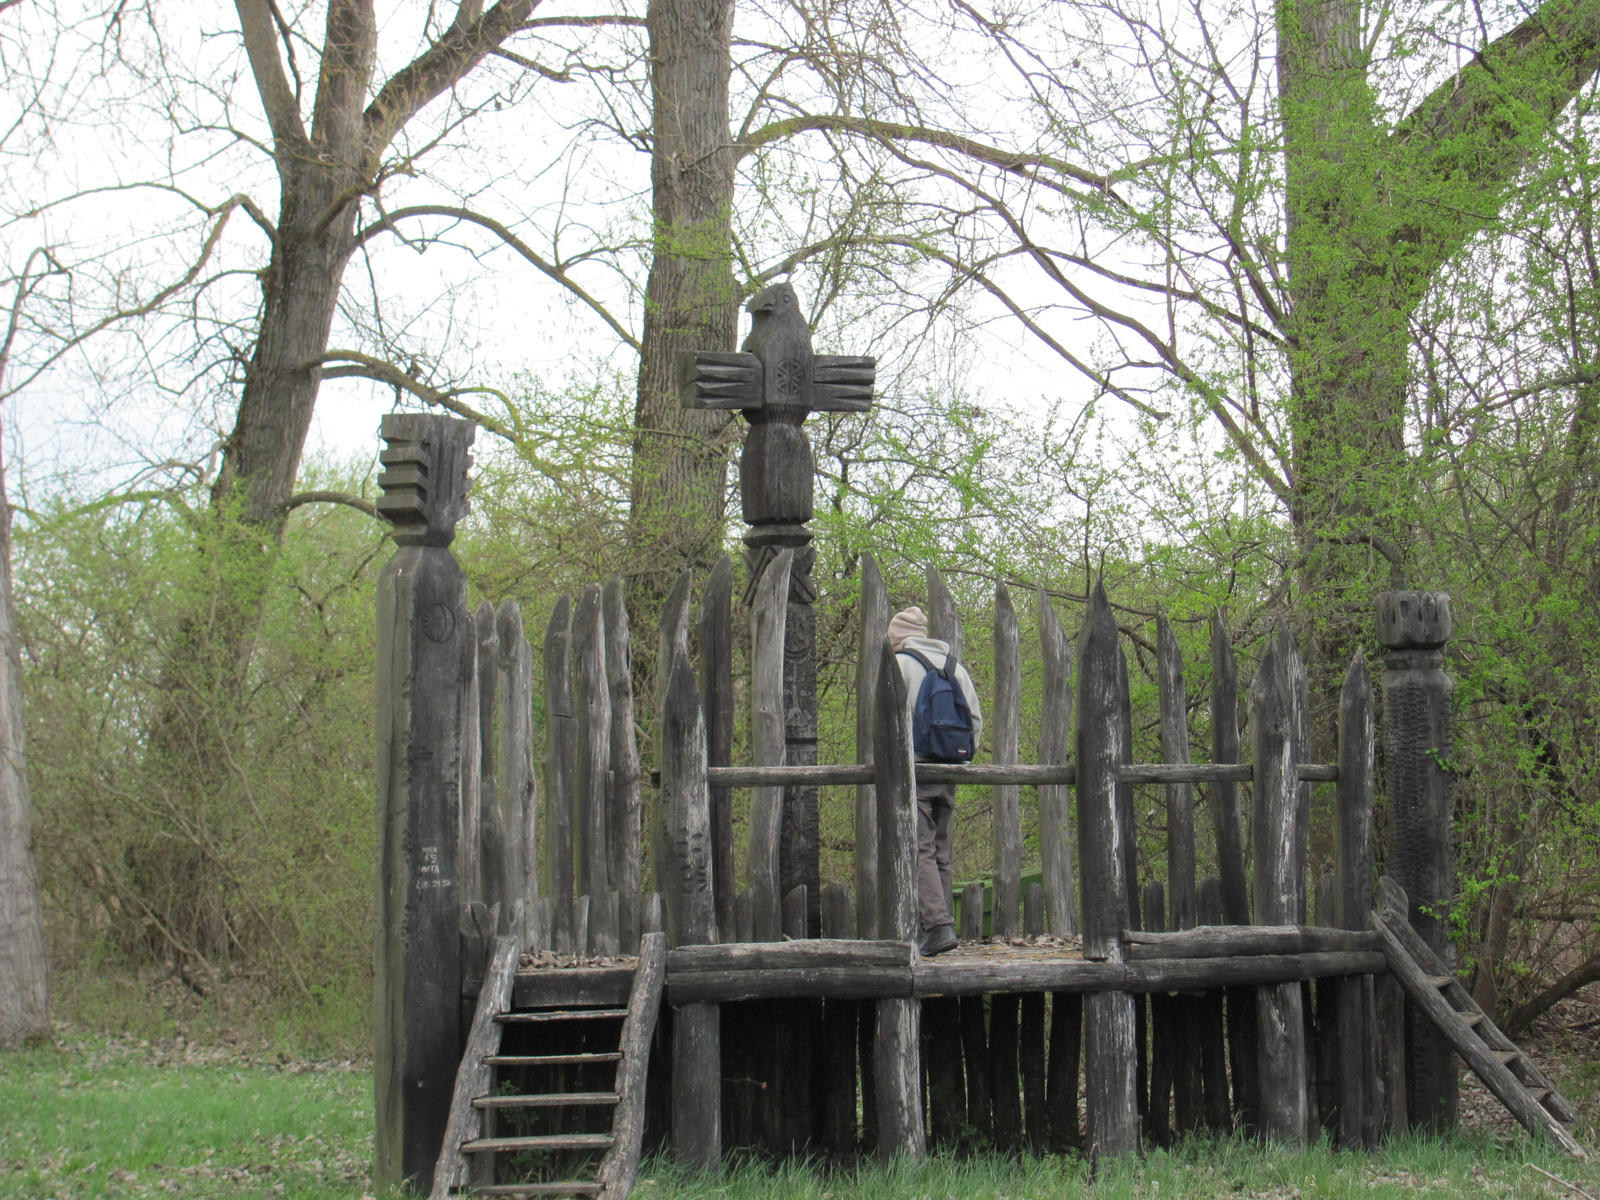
[916,781,956,930]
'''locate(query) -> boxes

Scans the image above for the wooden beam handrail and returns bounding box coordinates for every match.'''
[652,762,1341,787]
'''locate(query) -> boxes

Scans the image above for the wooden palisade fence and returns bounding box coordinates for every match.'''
[376,402,1584,1191]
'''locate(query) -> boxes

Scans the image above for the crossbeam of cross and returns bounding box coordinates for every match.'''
[676,282,875,549]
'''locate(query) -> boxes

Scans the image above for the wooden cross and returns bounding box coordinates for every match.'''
[676,282,875,550]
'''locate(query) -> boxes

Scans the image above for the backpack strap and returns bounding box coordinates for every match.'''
[896,646,952,678]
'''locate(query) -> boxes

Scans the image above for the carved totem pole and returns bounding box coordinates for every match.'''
[374,413,476,1192]
[679,283,875,932]
[1376,589,1457,1132]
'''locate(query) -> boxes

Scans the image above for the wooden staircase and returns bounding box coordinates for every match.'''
[431,932,668,1199]
[1373,878,1586,1158]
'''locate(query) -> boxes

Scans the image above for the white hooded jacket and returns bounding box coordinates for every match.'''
[894,635,984,762]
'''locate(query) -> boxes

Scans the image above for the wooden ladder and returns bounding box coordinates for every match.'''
[1372,878,1586,1158]
[431,931,668,1199]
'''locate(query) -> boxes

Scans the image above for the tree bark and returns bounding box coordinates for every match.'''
[628,0,740,612]
[0,437,48,1045]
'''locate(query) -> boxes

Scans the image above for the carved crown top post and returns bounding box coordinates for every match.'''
[1375,590,1451,651]
[376,413,476,547]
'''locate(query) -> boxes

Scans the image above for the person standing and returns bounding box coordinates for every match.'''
[889,606,983,957]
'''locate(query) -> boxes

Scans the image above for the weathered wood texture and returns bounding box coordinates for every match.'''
[749,549,794,942]
[690,761,1335,787]
[1377,590,1458,1133]
[544,597,577,952]
[783,885,808,940]
[992,583,1023,936]
[1144,879,1172,1146]
[924,995,965,1147]
[602,579,642,939]
[575,585,612,900]
[1210,613,1256,1131]
[496,601,537,946]
[1336,651,1380,1148]
[1049,990,1083,1152]
[374,412,475,1194]
[659,650,715,949]
[597,931,669,1198]
[991,990,1024,1151]
[659,646,720,1168]
[854,553,889,939]
[1076,583,1138,1161]
[697,556,736,939]
[1196,877,1232,1132]
[653,570,693,952]
[1123,925,1381,959]
[472,601,500,928]
[428,936,520,1200]
[459,607,483,924]
[1250,626,1310,1144]
[873,635,923,1159]
[1022,889,1048,1149]
[1037,588,1077,936]
[820,884,859,1156]
[1156,616,1202,1135]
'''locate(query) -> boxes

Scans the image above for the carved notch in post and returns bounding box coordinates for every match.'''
[374,413,476,1194]
[678,283,875,934]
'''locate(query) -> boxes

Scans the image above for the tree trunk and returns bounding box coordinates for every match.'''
[628,0,740,612]
[0,437,49,1045]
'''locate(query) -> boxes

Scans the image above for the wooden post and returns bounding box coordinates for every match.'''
[495,600,536,946]
[473,600,501,927]
[1336,650,1381,1148]
[924,994,965,1147]
[603,578,643,943]
[460,606,482,919]
[374,412,475,1194]
[1038,588,1077,936]
[1048,989,1083,1153]
[926,567,964,920]
[991,990,1023,1150]
[993,582,1023,936]
[855,553,889,938]
[820,882,859,1157]
[1022,884,1047,1151]
[698,556,736,939]
[958,881,991,1143]
[1076,582,1138,1162]
[660,645,720,1169]
[749,549,794,942]
[544,597,577,952]
[1212,611,1257,1131]
[1118,646,1146,1131]
[873,637,924,1160]
[1313,871,1338,1134]
[1376,590,1457,1133]
[1196,876,1232,1132]
[1250,625,1310,1144]
[1156,615,1202,1134]
[574,584,612,900]
[1143,878,1171,1147]
[654,570,693,944]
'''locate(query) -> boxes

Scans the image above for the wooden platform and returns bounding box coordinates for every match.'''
[512,931,1386,1008]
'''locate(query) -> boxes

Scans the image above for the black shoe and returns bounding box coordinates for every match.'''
[918,924,957,957]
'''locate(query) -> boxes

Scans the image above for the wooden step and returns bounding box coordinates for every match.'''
[470,1184,600,1197]
[496,1009,629,1024]
[474,1093,620,1109]
[1460,1011,1485,1027]
[462,1133,615,1153]
[484,1053,622,1067]
[1427,975,1454,988]
[1492,1049,1521,1065]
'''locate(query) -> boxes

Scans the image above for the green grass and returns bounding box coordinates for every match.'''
[4,1031,1599,1199]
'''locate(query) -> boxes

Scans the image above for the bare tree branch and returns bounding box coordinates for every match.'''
[234,0,310,152]
[284,489,379,519]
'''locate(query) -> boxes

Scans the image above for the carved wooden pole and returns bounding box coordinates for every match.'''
[1376,590,1456,1133]
[374,413,475,1194]
[680,282,875,934]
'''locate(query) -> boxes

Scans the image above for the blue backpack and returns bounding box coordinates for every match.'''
[898,647,976,762]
